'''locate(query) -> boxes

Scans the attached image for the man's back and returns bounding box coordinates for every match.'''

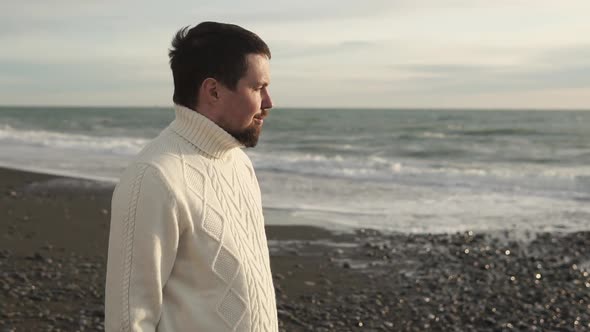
[105,105,278,331]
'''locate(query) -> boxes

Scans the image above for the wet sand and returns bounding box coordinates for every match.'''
[0,166,589,331]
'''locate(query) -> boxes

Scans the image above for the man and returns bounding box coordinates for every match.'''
[105,22,278,331]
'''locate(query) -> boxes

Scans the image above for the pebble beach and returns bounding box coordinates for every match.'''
[1,166,589,331]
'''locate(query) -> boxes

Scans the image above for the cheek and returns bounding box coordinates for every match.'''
[249,93,261,106]
[245,95,261,114]
[229,93,260,127]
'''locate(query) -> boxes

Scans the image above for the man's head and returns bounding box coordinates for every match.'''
[168,22,273,147]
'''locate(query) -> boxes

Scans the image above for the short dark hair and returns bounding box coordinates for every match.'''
[168,21,271,110]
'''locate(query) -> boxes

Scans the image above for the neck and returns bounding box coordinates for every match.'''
[170,104,242,159]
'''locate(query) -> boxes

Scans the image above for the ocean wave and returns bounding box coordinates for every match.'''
[575,176,590,192]
[0,125,148,155]
[397,131,450,140]
[251,150,589,179]
[455,128,544,136]
[263,203,389,219]
[420,131,448,139]
[249,150,590,198]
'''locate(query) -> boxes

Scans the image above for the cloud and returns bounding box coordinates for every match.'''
[532,44,590,67]
[1,2,590,108]
[402,65,590,94]
[268,42,590,109]
[387,45,590,94]
[0,59,169,96]
[226,0,397,23]
[272,40,375,60]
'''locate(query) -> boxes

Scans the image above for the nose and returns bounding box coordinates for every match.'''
[262,88,273,110]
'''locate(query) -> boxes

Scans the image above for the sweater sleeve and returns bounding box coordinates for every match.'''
[105,164,180,332]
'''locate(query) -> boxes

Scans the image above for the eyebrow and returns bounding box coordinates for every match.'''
[252,81,269,89]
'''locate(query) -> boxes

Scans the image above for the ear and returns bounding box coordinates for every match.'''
[199,78,220,105]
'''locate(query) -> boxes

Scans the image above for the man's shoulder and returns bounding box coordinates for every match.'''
[230,148,258,182]
[116,129,187,190]
[135,130,183,171]
[232,148,254,168]
[120,129,215,189]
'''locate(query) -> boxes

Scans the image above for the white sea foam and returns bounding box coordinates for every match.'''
[247,150,589,197]
[258,170,590,233]
[420,131,448,139]
[0,126,148,156]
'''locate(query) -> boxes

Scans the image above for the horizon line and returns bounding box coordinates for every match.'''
[1,104,589,112]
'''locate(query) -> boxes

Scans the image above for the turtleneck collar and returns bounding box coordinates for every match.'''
[170,104,242,159]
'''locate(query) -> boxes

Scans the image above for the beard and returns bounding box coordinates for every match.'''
[228,123,262,148]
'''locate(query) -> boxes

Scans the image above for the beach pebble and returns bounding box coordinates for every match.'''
[27,252,44,261]
[2,205,589,332]
[0,250,11,259]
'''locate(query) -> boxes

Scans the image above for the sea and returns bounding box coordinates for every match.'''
[1,106,589,234]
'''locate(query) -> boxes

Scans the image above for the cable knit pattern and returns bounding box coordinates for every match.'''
[121,164,148,332]
[105,105,278,332]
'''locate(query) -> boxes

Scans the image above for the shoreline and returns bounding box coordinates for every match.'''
[1,163,588,236]
[0,162,119,185]
[1,166,589,331]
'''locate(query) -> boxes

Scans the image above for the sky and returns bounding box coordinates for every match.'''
[1,1,589,109]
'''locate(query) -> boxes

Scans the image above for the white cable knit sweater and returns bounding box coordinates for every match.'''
[105,105,278,331]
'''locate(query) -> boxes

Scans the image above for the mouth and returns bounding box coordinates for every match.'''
[253,110,268,125]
